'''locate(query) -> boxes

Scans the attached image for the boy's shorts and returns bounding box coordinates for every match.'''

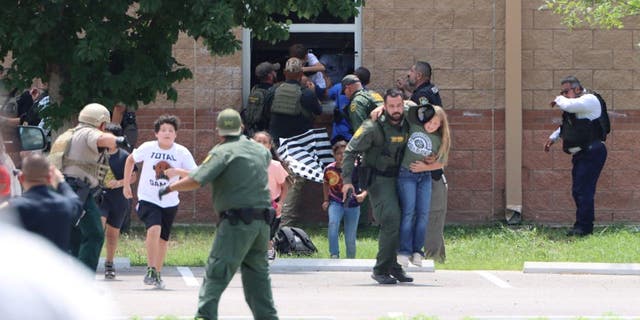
[136,200,178,241]
[99,189,129,229]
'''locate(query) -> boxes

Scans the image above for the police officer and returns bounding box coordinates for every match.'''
[162,108,278,320]
[342,74,384,134]
[409,61,442,107]
[544,76,608,237]
[5,154,82,251]
[341,88,414,285]
[49,103,127,271]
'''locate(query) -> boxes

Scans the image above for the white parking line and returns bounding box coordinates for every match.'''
[177,266,200,287]
[475,270,512,288]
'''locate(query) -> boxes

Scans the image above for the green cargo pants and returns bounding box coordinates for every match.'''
[368,176,403,276]
[424,175,448,263]
[196,219,278,320]
[69,195,104,271]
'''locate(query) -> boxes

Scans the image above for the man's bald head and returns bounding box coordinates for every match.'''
[21,153,51,184]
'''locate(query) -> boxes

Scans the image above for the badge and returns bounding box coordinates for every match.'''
[419,96,429,105]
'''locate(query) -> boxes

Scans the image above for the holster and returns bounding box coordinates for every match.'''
[66,176,101,226]
[431,169,444,181]
[220,208,275,226]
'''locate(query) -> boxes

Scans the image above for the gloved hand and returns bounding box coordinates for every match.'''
[158,185,172,200]
[115,136,131,150]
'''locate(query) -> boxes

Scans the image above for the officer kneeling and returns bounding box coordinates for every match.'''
[161,108,278,320]
[49,103,129,271]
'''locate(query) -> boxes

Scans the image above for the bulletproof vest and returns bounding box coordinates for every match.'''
[270,82,303,116]
[48,126,110,184]
[560,112,598,154]
[364,117,409,174]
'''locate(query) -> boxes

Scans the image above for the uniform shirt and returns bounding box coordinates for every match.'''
[549,93,602,142]
[401,123,441,169]
[8,183,82,251]
[348,89,384,134]
[132,141,197,208]
[190,135,271,213]
[64,125,104,188]
[342,116,408,184]
[267,160,288,201]
[410,82,442,107]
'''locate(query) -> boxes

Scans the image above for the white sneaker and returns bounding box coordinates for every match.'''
[397,254,410,268]
[411,253,423,267]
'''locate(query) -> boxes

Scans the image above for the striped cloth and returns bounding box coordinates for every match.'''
[277,128,334,183]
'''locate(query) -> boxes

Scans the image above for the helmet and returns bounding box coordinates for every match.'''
[78,103,110,127]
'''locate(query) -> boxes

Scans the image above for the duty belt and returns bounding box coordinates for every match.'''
[373,167,398,177]
[219,208,274,225]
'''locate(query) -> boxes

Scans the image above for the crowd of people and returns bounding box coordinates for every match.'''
[0,41,610,318]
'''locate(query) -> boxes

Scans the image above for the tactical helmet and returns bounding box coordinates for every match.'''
[78,103,110,127]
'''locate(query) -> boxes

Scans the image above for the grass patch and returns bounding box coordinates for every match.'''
[110,224,640,270]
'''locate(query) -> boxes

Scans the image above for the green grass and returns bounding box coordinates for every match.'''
[110,224,640,270]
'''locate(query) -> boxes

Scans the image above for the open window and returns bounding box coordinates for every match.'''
[242,8,362,104]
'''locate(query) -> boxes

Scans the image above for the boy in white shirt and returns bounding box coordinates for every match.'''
[123,115,197,289]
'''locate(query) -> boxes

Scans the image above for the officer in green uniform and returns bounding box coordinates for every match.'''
[342,74,384,133]
[341,88,414,285]
[162,108,278,320]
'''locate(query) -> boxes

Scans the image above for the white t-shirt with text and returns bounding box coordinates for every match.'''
[132,141,197,207]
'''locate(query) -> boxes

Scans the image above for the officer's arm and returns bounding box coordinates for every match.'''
[96,132,118,149]
[166,177,201,193]
[342,123,374,184]
[349,99,368,133]
[429,92,442,107]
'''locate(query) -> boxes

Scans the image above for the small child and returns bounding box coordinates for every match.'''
[99,123,137,280]
[123,115,197,289]
[322,140,367,259]
[252,131,288,261]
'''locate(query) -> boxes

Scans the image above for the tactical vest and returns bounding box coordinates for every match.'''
[48,126,110,185]
[560,112,600,154]
[364,117,409,175]
[270,82,304,117]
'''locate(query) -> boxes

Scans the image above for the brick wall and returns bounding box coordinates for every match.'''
[127,0,640,225]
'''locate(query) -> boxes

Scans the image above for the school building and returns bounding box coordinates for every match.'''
[130,0,640,225]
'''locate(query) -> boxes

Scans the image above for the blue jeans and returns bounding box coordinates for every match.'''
[327,201,361,258]
[397,167,432,256]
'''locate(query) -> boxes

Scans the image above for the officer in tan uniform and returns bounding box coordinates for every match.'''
[49,103,127,271]
[163,108,278,320]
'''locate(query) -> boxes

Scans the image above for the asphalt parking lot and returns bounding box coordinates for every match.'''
[101,259,640,320]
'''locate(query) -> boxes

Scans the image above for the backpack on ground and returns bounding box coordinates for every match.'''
[275,226,318,255]
[591,91,611,141]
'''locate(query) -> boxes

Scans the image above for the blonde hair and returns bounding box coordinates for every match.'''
[432,105,451,165]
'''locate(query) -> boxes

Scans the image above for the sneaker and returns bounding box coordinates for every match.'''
[397,254,410,268]
[389,269,414,283]
[330,254,339,259]
[371,273,397,285]
[143,267,156,285]
[104,261,116,280]
[267,248,277,261]
[410,253,423,267]
[154,272,165,289]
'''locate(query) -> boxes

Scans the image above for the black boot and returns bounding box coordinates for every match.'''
[389,269,414,283]
[371,273,397,285]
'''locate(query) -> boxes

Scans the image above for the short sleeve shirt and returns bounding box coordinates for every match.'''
[132,141,197,207]
[190,136,271,213]
[267,160,288,201]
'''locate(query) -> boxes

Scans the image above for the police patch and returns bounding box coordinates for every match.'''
[419,96,429,105]
[350,102,357,113]
[431,85,439,94]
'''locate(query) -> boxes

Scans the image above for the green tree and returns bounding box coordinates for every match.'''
[543,0,640,29]
[0,0,361,128]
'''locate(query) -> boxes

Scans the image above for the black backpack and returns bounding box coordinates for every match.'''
[241,85,274,135]
[275,226,318,255]
[592,91,611,141]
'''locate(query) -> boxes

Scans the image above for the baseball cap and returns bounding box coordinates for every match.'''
[341,74,360,87]
[284,57,303,73]
[408,103,435,124]
[216,108,242,136]
[255,62,280,78]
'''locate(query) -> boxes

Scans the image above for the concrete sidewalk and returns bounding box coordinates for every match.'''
[99,257,640,275]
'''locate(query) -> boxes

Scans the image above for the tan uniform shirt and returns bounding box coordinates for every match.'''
[63,125,103,188]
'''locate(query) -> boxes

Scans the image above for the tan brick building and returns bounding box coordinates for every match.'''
[130,0,640,226]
